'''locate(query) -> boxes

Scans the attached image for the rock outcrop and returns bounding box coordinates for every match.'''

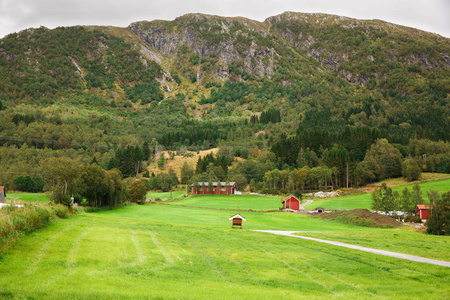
[129,14,277,82]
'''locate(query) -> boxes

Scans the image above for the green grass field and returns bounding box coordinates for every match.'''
[295,230,450,261]
[0,197,449,299]
[171,194,282,211]
[304,178,450,210]
[146,190,186,199]
[5,193,49,203]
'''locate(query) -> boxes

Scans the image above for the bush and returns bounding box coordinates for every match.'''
[404,215,422,223]
[51,204,70,219]
[0,204,73,254]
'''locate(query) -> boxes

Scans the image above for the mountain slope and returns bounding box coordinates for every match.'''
[0,12,448,183]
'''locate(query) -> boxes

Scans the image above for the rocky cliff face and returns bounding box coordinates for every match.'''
[127,12,450,90]
[266,12,450,88]
[129,14,277,82]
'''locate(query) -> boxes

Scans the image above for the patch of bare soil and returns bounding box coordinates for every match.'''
[313,209,402,228]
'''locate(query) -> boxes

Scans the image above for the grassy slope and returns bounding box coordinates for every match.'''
[5,193,50,204]
[304,177,450,210]
[0,200,449,299]
[146,190,186,199]
[171,194,283,211]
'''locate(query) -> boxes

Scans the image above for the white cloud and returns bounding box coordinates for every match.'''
[0,0,449,38]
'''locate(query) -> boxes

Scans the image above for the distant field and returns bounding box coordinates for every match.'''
[305,178,450,210]
[146,190,186,199]
[5,193,49,203]
[171,194,282,211]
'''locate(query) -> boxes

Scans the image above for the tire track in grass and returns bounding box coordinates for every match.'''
[149,226,184,263]
[223,232,333,293]
[247,231,440,296]
[148,229,174,265]
[66,218,95,273]
[259,231,443,279]
[238,232,381,298]
[179,231,229,281]
[131,229,147,265]
[275,247,378,297]
[26,219,77,275]
[193,231,255,280]
[257,231,450,268]
[106,227,177,274]
[236,234,331,291]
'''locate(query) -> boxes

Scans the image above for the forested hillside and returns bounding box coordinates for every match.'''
[0,12,449,199]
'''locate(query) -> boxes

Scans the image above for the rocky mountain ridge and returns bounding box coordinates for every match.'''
[126,11,449,90]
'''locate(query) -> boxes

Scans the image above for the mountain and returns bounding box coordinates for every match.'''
[0,12,449,188]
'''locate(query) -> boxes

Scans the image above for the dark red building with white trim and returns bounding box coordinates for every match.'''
[191,182,237,195]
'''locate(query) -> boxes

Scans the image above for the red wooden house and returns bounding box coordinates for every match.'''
[191,182,237,195]
[416,204,431,220]
[282,195,301,210]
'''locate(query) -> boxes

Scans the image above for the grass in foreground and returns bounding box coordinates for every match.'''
[0,204,448,299]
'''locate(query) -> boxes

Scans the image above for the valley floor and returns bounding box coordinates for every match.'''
[0,201,449,299]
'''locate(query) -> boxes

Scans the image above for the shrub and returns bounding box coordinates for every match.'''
[0,204,73,254]
[404,215,422,223]
[51,205,70,219]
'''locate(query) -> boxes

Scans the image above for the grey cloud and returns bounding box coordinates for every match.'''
[0,0,449,38]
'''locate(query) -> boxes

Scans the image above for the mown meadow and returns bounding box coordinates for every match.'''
[171,194,283,211]
[0,195,449,299]
[5,193,50,204]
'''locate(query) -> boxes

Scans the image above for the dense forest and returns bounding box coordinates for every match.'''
[0,12,449,203]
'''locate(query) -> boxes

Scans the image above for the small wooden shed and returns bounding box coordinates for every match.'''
[282,195,301,211]
[229,214,246,228]
[416,204,431,220]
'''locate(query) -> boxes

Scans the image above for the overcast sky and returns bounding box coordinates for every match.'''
[1,0,449,39]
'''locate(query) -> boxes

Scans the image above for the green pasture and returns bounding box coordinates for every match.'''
[171,194,282,211]
[5,193,49,203]
[99,204,364,231]
[0,199,449,299]
[296,230,450,261]
[305,178,450,210]
[146,190,186,200]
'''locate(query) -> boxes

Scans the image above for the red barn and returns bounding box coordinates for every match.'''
[416,204,431,220]
[282,195,301,211]
[191,182,237,195]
